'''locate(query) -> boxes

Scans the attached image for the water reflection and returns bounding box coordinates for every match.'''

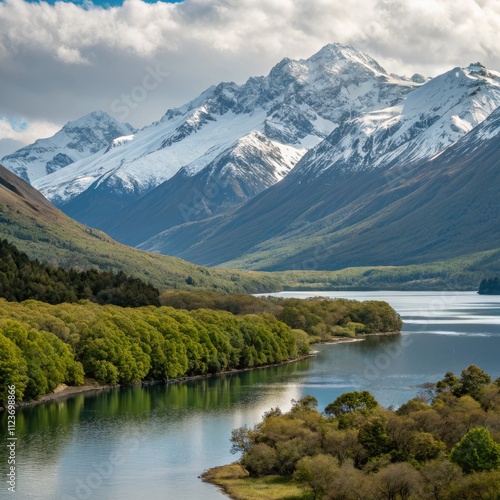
[1,363,310,499]
[2,292,500,499]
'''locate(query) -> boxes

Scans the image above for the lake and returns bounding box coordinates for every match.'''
[2,291,500,499]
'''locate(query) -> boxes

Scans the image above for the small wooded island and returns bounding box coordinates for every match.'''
[478,277,500,295]
[0,239,402,406]
[204,366,500,500]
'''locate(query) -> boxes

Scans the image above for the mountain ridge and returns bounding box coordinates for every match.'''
[1,111,134,184]
[14,44,419,229]
[139,87,500,272]
[3,45,500,281]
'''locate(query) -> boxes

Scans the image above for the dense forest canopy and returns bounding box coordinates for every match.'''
[0,238,160,306]
[478,277,500,295]
[160,291,403,339]
[0,299,301,404]
[0,244,402,406]
[228,366,500,499]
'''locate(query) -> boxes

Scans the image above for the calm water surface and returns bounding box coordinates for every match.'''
[1,291,500,499]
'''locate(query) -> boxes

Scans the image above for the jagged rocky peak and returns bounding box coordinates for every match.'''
[411,74,427,83]
[162,43,415,123]
[290,61,500,180]
[60,110,135,153]
[27,44,421,226]
[465,62,497,79]
[306,43,389,76]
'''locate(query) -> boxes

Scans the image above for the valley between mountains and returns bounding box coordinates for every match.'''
[2,43,500,289]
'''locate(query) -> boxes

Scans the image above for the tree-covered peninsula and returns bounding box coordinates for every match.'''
[206,366,500,500]
[0,300,299,404]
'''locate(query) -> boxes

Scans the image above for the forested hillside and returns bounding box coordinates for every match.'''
[0,164,281,293]
[0,239,160,306]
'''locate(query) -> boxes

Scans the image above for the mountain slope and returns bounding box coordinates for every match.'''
[1,111,134,183]
[97,132,303,246]
[0,164,281,293]
[139,76,500,271]
[0,164,496,292]
[29,44,418,227]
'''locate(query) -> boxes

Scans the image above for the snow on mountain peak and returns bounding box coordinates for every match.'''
[108,134,135,150]
[465,62,499,79]
[292,62,500,179]
[308,43,388,77]
[1,111,134,183]
[27,44,421,210]
[66,110,114,127]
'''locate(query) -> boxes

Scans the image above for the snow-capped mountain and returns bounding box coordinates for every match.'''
[135,62,500,270]
[292,63,500,180]
[96,131,303,246]
[1,111,134,183]
[28,43,418,226]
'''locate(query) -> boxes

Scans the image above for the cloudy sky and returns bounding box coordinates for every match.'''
[1,0,499,156]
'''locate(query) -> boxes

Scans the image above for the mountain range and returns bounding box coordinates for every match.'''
[1,111,134,184]
[3,44,419,229]
[2,44,500,279]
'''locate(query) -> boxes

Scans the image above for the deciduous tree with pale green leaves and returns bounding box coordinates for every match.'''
[450,427,500,473]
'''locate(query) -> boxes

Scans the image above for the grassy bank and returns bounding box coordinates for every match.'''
[202,464,308,500]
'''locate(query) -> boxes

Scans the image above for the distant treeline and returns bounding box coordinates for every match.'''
[229,365,500,499]
[478,277,500,295]
[0,239,160,306]
[0,299,300,404]
[160,291,403,339]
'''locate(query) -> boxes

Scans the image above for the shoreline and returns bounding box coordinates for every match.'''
[201,463,304,500]
[322,331,401,345]
[4,352,317,411]
[5,331,400,410]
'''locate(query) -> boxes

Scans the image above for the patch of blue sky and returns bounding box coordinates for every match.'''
[3,118,29,132]
[22,0,183,6]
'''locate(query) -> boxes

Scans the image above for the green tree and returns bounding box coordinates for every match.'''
[456,365,491,400]
[294,454,338,499]
[444,471,500,500]
[436,371,460,395]
[0,333,28,403]
[358,417,394,459]
[408,432,446,463]
[324,391,378,418]
[450,427,500,473]
[375,462,421,500]
[242,443,278,476]
[420,459,462,500]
